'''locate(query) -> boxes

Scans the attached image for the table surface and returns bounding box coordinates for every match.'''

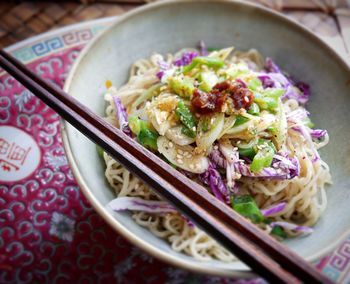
[1,1,350,283]
[1,0,349,59]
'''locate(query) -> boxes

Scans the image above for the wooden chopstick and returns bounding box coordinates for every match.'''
[0,49,333,284]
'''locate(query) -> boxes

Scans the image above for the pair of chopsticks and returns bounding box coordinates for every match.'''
[0,49,333,284]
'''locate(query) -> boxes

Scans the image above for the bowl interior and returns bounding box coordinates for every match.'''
[63,0,350,277]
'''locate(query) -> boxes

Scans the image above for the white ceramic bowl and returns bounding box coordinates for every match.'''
[62,0,350,278]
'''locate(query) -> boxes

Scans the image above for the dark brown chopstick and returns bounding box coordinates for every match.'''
[0,49,333,284]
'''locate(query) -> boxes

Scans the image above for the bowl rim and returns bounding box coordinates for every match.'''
[62,0,350,278]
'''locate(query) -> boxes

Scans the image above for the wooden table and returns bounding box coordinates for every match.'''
[0,0,349,62]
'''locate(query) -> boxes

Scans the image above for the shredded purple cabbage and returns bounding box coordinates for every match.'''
[270,221,313,234]
[113,97,132,137]
[310,129,327,139]
[198,40,208,56]
[234,152,299,180]
[295,82,311,104]
[156,60,170,80]
[235,163,293,180]
[264,57,281,73]
[261,202,287,217]
[283,84,310,104]
[262,58,311,104]
[292,126,327,141]
[209,148,227,169]
[107,197,176,214]
[198,170,210,186]
[287,108,310,121]
[272,153,300,178]
[199,163,230,204]
[211,146,299,180]
[258,75,275,89]
[291,125,320,162]
[156,71,164,80]
[260,72,288,87]
[108,196,195,228]
[241,156,252,164]
[236,78,247,88]
[174,51,198,67]
[182,216,195,228]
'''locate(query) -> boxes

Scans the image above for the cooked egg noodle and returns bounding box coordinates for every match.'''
[103,49,331,262]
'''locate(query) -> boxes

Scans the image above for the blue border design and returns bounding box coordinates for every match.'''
[32,37,64,56]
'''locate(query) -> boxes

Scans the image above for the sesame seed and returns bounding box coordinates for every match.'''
[189,164,194,169]
[177,159,184,164]
[169,142,174,148]
[176,154,183,159]
[178,149,183,154]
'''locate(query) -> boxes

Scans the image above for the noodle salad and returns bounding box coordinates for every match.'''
[101,42,331,262]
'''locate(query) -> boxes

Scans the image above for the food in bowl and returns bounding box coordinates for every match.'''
[100,43,331,262]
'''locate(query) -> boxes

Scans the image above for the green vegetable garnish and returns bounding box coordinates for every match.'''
[254,94,278,112]
[238,147,256,160]
[169,76,194,98]
[264,88,285,98]
[96,145,104,158]
[253,89,284,112]
[181,126,196,138]
[138,128,158,151]
[238,148,256,159]
[175,101,197,138]
[259,138,276,153]
[267,126,277,134]
[250,142,275,173]
[200,117,210,132]
[303,117,315,128]
[248,77,262,91]
[238,138,275,160]
[270,226,288,239]
[247,103,260,116]
[198,71,218,92]
[182,56,225,74]
[238,139,258,159]
[231,195,264,224]
[233,115,249,127]
[225,65,249,79]
[128,115,141,135]
[128,116,158,151]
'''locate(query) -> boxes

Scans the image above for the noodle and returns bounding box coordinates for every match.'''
[103,48,331,262]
